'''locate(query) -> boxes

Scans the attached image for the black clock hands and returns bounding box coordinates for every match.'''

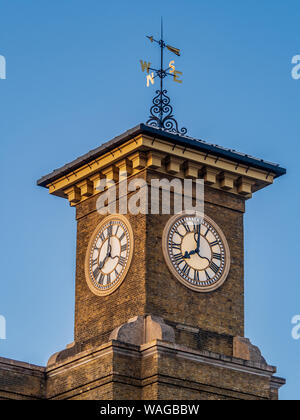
[99,253,109,269]
[99,235,120,269]
[183,228,210,263]
[194,231,210,262]
[99,236,112,269]
[195,228,201,253]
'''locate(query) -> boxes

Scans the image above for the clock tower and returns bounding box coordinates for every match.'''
[36,124,285,400]
[0,123,286,400]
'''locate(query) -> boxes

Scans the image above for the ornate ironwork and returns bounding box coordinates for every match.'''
[142,20,187,135]
[147,90,187,135]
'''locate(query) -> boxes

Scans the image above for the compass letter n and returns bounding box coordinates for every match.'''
[146,73,155,87]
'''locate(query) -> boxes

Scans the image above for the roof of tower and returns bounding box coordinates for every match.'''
[37,123,286,187]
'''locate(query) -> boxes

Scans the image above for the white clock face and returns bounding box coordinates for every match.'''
[85,216,134,296]
[162,214,230,292]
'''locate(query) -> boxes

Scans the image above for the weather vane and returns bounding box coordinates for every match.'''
[140,20,187,135]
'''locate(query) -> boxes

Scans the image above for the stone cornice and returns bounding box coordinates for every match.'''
[39,134,277,206]
[45,339,279,381]
[0,357,45,378]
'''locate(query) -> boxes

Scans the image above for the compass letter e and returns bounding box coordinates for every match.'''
[169,60,183,84]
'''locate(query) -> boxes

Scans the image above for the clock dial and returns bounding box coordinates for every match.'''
[85,215,134,296]
[162,214,230,292]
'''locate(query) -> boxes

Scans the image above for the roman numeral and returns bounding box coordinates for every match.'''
[210,240,218,247]
[182,222,191,232]
[171,242,181,251]
[107,223,113,236]
[106,274,111,284]
[194,270,200,282]
[92,258,98,267]
[204,227,210,237]
[93,266,100,279]
[119,232,125,241]
[98,273,105,285]
[99,232,105,242]
[213,253,221,260]
[205,270,211,280]
[121,244,127,253]
[119,256,126,266]
[115,225,120,236]
[182,263,190,277]
[210,262,219,274]
[194,223,201,234]
[175,230,184,238]
[173,253,184,264]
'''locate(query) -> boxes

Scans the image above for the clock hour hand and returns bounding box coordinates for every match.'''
[184,250,196,259]
[99,254,109,269]
[183,232,199,259]
[194,231,210,263]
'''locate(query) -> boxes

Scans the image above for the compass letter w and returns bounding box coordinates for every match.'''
[140,60,151,74]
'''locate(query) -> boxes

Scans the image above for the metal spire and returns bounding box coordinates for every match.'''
[139,21,187,135]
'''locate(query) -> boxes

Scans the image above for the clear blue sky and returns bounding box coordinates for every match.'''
[0,0,299,400]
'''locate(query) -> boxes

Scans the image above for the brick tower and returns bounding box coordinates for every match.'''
[0,124,286,400]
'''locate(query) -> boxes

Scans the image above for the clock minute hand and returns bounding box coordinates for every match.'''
[196,228,201,253]
[194,230,210,263]
[184,231,200,259]
[99,237,111,268]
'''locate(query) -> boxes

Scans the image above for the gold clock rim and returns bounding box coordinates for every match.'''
[162,213,231,293]
[84,214,134,297]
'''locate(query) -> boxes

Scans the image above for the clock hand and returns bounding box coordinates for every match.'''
[195,229,201,253]
[192,230,210,263]
[99,237,112,268]
[107,235,111,256]
[183,251,191,259]
[99,255,108,269]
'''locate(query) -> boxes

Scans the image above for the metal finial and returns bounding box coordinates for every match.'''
[140,22,187,135]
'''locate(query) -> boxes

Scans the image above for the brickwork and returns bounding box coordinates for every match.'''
[74,172,148,346]
[144,171,245,339]
[0,129,285,399]
[0,358,45,400]
[0,340,281,400]
[71,168,245,353]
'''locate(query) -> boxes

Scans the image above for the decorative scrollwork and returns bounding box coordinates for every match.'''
[147,90,187,135]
